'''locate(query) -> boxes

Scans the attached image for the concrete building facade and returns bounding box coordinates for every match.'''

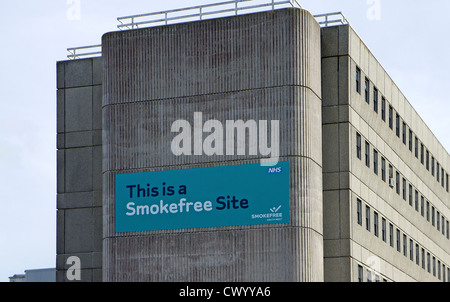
[56,4,450,282]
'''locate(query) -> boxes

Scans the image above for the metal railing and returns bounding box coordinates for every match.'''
[313,12,348,27]
[67,44,102,60]
[117,0,302,30]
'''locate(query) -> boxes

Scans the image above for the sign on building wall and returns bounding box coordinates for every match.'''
[115,162,290,232]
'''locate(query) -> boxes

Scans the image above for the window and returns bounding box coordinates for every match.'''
[438,260,441,280]
[374,212,379,237]
[426,201,430,222]
[408,185,413,205]
[356,132,362,160]
[396,229,401,252]
[356,67,361,94]
[381,157,386,182]
[403,234,407,257]
[389,223,394,247]
[432,156,435,176]
[396,172,400,195]
[389,106,393,130]
[442,168,444,187]
[358,265,363,282]
[422,248,426,269]
[402,122,406,144]
[421,144,424,164]
[433,256,436,277]
[446,173,449,192]
[382,218,386,242]
[365,141,370,168]
[432,206,435,226]
[402,178,406,201]
[373,149,378,175]
[381,97,386,121]
[357,199,362,226]
[415,137,419,158]
[447,220,449,239]
[366,206,371,231]
[373,87,378,112]
[409,130,413,151]
[396,114,400,137]
[367,269,372,282]
[409,239,414,261]
[421,196,425,217]
[426,150,430,171]
[415,190,419,211]
[437,211,440,231]
[389,164,393,182]
[364,77,369,102]
[416,244,420,265]
[437,162,440,182]
[442,215,445,236]
[427,252,431,273]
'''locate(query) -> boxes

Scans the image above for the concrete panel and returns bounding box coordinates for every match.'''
[65,147,93,193]
[65,87,93,132]
[63,59,93,88]
[64,208,94,254]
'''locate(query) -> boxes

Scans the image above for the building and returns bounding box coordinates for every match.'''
[56,1,450,282]
[9,268,56,282]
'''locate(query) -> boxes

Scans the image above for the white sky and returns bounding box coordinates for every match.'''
[1,0,449,282]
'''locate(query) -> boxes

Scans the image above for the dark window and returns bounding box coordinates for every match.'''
[365,141,370,168]
[427,252,431,273]
[389,223,394,247]
[437,162,440,182]
[374,212,379,237]
[446,173,449,192]
[422,248,425,269]
[366,206,371,231]
[396,229,401,252]
[356,133,362,160]
[421,196,425,217]
[433,256,436,277]
[389,106,393,129]
[432,206,435,226]
[356,67,361,94]
[441,168,444,187]
[426,150,430,171]
[381,157,386,182]
[358,265,363,282]
[357,199,362,226]
[432,156,435,176]
[421,144,424,164]
[447,220,449,240]
[416,244,420,265]
[442,215,445,236]
[373,87,378,112]
[396,172,400,195]
[437,211,440,231]
[426,201,430,222]
[415,190,419,211]
[382,218,386,242]
[410,239,414,261]
[396,114,400,137]
[409,130,413,151]
[403,234,407,257]
[415,137,419,158]
[365,78,370,103]
[381,97,386,121]
[402,178,406,201]
[408,185,413,206]
[373,149,378,175]
[402,122,406,144]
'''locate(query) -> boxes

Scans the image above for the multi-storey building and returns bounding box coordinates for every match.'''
[56,1,450,282]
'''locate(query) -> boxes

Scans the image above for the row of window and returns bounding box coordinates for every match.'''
[357,199,450,282]
[356,66,450,193]
[356,131,450,240]
[357,263,389,282]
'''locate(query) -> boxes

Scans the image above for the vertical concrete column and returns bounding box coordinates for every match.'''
[102,8,323,282]
[56,57,103,282]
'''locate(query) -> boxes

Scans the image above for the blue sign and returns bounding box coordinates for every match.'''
[115,161,290,233]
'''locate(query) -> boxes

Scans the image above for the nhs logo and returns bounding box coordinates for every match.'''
[268,167,282,174]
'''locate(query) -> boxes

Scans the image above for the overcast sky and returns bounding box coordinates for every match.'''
[1,0,449,282]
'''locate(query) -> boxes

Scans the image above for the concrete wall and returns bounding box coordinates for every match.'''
[322,25,450,282]
[102,8,324,282]
[56,57,103,282]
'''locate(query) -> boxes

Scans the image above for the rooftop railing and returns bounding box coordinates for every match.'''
[313,12,349,27]
[117,0,302,30]
[67,1,348,59]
